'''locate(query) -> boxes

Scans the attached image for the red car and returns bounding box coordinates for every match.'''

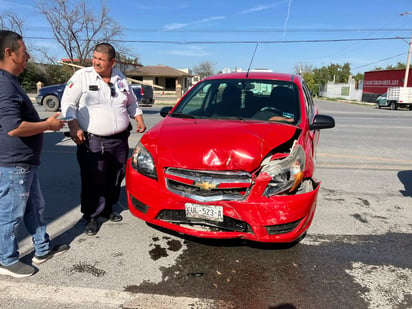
[126,72,334,244]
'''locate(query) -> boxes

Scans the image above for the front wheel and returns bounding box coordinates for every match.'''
[375,103,381,109]
[43,95,60,112]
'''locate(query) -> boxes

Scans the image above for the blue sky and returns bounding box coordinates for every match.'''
[3,0,412,75]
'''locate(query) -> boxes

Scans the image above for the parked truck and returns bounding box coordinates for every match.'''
[376,87,412,110]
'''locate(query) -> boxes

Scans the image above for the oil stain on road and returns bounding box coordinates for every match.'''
[124,232,411,309]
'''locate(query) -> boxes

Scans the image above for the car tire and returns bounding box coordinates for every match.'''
[390,102,396,110]
[375,103,381,109]
[43,95,60,112]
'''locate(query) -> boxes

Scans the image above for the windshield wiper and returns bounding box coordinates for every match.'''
[170,112,195,119]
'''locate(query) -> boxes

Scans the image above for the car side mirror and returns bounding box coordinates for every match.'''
[310,114,335,130]
[160,106,173,117]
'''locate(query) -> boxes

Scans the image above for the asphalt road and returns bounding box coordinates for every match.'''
[0,100,411,309]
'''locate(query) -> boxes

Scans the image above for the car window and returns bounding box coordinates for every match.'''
[302,82,315,122]
[173,79,300,124]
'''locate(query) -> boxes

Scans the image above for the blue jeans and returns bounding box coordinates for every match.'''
[0,165,51,266]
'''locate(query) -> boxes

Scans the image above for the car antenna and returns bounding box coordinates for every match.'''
[246,42,259,78]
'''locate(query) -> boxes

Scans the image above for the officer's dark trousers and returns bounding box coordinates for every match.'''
[76,131,130,220]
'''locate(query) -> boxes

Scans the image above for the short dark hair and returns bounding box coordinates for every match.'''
[0,30,22,61]
[94,43,116,61]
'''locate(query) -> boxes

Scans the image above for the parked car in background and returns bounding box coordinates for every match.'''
[37,82,155,111]
[131,84,154,106]
[36,84,65,112]
[126,72,335,244]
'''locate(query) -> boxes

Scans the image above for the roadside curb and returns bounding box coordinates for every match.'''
[336,99,374,106]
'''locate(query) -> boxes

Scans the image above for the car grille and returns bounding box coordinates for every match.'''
[156,210,253,233]
[164,168,252,202]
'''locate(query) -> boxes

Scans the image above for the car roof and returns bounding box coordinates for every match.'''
[203,72,303,84]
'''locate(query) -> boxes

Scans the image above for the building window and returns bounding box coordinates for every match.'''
[165,78,175,90]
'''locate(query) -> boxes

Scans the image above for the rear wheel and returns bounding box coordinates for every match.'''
[390,101,397,110]
[43,95,60,112]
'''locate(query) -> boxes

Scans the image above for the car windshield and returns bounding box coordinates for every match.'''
[172,79,300,124]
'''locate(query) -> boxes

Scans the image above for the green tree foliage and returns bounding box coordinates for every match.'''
[375,62,406,71]
[19,62,47,92]
[18,63,73,92]
[294,64,318,95]
[302,72,318,96]
[313,62,352,86]
[44,64,73,85]
[353,73,364,82]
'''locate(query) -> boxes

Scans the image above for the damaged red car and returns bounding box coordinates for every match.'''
[126,72,334,244]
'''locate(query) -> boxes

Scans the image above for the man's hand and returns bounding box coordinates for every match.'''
[68,119,86,145]
[46,113,66,131]
[135,115,146,133]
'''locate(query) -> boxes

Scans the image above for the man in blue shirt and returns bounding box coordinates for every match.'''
[0,30,69,278]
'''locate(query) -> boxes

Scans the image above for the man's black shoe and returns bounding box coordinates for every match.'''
[32,244,70,265]
[0,261,35,278]
[109,212,123,222]
[84,219,98,236]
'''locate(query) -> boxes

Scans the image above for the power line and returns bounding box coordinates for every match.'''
[121,28,412,33]
[352,52,407,70]
[25,27,412,33]
[24,36,411,44]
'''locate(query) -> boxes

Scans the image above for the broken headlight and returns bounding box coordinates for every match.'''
[131,142,157,180]
[261,143,305,196]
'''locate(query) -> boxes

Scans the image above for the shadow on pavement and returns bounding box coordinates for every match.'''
[17,131,125,255]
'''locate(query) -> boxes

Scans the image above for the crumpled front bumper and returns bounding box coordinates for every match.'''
[126,161,320,243]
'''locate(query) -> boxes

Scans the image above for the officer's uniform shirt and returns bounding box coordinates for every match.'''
[61,66,142,136]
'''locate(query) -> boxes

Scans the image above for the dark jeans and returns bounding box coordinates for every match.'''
[76,131,129,220]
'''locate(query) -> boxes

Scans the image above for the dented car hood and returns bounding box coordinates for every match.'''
[142,117,300,172]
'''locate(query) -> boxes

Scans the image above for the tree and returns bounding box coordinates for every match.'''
[375,62,407,71]
[0,11,24,35]
[37,0,122,66]
[19,62,47,92]
[193,61,215,79]
[302,72,318,96]
[313,62,352,86]
[44,64,73,84]
[294,63,314,75]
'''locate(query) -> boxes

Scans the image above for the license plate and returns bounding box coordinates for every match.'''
[185,203,224,222]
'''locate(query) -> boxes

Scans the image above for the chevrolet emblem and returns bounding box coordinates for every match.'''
[195,181,217,190]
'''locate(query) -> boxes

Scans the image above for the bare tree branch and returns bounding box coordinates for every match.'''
[37,0,122,65]
[193,61,215,79]
[0,10,24,35]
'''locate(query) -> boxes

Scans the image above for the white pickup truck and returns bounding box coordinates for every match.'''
[376,87,412,110]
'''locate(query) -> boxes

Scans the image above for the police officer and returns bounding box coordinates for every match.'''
[61,43,146,236]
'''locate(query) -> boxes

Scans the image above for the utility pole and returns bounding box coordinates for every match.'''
[401,12,412,87]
